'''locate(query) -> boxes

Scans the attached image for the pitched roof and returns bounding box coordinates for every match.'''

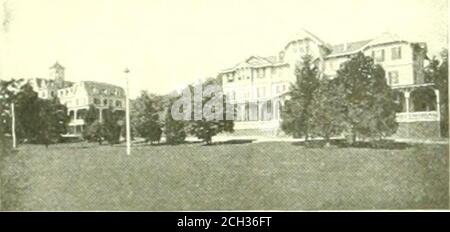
[50,62,65,69]
[82,81,125,97]
[31,77,73,88]
[221,55,284,73]
[328,39,372,57]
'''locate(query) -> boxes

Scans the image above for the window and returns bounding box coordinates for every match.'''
[388,71,399,85]
[226,91,236,101]
[116,100,122,107]
[276,84,286,94]
[94,98,101,105]
[372,49,385,62]
[257,69,265,78]
[257,87,266,98]
[266,100,272,114]
[226,74,234,82]
[391,47,402,60]
[103,99,108,106]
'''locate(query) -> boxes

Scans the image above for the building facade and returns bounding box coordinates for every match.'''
[219,31,440,138]
[29,63,126,136]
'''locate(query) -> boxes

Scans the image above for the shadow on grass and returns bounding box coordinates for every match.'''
[202,139,255,146]
[293,139,411,150]
[135,140,204,147]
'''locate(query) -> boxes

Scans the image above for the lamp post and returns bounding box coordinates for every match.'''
[124,68,131,155]
[11,102,16,149]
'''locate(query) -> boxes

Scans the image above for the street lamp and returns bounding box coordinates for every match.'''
[124,68,131,155]
[11,102,16,149]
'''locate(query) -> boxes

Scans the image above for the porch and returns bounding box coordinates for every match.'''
[392,83,440,123]
[392,83,441,138]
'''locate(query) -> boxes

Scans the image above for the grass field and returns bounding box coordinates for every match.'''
[1,141,448,210]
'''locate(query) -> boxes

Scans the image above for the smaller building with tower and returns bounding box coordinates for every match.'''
[28,62,126,136]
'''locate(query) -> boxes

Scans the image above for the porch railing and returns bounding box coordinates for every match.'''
[396,111,439,122]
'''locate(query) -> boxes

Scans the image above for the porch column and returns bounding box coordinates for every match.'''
[99,108,103,123]
[240,104,245,121]
[434,89,440,121]
[404,90,410,115]
[73,110,77,121]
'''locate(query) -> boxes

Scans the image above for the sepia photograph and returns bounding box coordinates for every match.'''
[0,0,448,213]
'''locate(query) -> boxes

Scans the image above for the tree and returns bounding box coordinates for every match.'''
[81,105,99,141]
[309,78,345,145]
[14,83,40,142]
[102,107,124,145]
[187,78,234,144]
[164,97,187,144]
[131,91,164,144]
[0,79,20,135]
[334,52,398,143]
[84,104,98,127]
[425,48,448,137]
[84,120,107,144]
[281,55,319,139]
[35,98,70,147]
[364,63,399,139]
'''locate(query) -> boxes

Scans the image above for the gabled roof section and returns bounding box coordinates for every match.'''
[326,32,410,58]
[50,62,65,70]
[328,40,372,56]
[221,55,284,73]
[245,55,276,66]
[363,32,407,49]
[284,29,331,50]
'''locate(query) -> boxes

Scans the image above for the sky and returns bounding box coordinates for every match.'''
[0,0,448,97]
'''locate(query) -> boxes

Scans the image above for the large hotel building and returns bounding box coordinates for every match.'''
[219,30,441,138]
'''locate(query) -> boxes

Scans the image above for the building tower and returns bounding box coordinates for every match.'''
[49,62,65,88]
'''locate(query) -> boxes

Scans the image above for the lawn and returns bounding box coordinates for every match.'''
[1,141,448,210]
